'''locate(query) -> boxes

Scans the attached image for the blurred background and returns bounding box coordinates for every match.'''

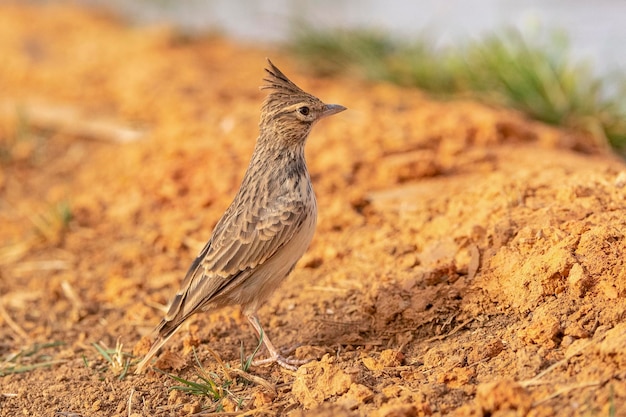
[84,0,625,74]
[78,0,626,153]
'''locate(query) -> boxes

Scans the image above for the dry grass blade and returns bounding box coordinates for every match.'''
[425,317,475,342]
[228,368,276,395]
[0,99,146,143]
[520,330,607,388]
[126,387,135,417]
[61,280,85,312]
[11,260,69,273]
[532,380,605,407]
[0,241,33,266]
[0,300,29,341]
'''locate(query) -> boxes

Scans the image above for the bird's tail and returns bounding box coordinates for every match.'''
[135,282,200,374]
[134,320,181,374]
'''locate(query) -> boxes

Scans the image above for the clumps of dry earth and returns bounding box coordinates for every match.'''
[0,4,625,417]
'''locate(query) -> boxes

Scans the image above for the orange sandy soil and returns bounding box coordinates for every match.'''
[1,5,625,417]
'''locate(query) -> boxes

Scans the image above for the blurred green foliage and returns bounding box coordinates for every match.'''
[289,27,626,155]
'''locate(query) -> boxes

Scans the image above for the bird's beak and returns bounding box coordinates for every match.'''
[321,104,347,119]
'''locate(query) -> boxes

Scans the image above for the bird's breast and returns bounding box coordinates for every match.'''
[282,172,315,201]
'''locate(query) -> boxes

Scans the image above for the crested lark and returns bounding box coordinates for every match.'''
[135,59,346,373]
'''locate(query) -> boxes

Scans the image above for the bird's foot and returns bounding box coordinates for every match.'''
[246,314,311,370]
[252,354,310,371]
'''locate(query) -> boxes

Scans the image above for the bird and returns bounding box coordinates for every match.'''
[135,59,346,373]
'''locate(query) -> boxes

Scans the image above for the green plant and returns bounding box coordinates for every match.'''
[290,26,396,79]
[0,341,66,376]
[288,26,626,155]
[29,200,73,245]
[464,29,626,152]
[240,328,264,373]
[0,106,48,165]
[92,340,133,380]
[160,348,237,412]
[609,384,616,417]
[161,335,269,413]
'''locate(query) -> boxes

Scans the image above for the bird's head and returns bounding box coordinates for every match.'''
[259,59,346,147]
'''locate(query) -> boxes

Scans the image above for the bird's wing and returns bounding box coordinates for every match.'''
[161,197,308,332]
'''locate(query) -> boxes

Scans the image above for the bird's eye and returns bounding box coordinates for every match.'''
[297,106,310,116]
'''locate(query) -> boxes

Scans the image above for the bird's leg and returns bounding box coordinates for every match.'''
[246,314,309,371]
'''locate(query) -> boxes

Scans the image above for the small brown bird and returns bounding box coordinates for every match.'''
[135,59,346,373]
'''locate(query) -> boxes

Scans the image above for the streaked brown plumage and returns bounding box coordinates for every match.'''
[135,59,346,373]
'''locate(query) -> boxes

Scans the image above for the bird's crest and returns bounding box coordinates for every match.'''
[261,59,307,96]
[260,59,322,117]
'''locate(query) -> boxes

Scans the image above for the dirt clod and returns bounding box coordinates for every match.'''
[292,355,354,409]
